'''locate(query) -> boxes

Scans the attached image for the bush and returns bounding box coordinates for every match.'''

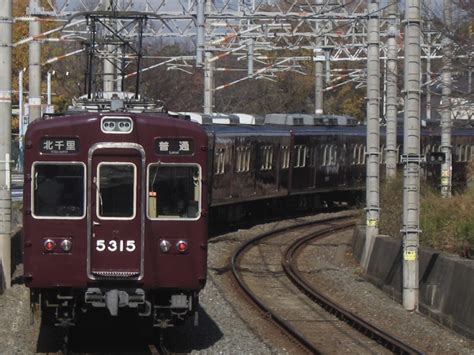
[379,176,474,259]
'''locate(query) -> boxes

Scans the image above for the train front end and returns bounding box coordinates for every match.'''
[23,112,208,328]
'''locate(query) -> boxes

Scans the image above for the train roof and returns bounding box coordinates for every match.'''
[203,122,368,136]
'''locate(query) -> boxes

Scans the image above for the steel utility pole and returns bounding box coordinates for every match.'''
[440,0,453,198]
[385,2,399,179]
[29,0,42,122]
[0,0,12,290]
[402,0,422,311]
[362,0,380,271]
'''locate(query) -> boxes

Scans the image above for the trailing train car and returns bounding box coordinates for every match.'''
[205,114,368,221]
[23,112,208,328]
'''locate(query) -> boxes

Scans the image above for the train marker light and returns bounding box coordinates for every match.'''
[176,240,188,253]
[160,240,171,253]
[44,239,56,252]
[61,239,72,252]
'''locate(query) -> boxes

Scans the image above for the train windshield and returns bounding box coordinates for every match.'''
[33,163,85,218]
[97,163,136,219]
[148,164,201,220]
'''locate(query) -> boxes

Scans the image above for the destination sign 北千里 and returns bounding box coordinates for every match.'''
[40,137,80,154]
[155,139,194,155]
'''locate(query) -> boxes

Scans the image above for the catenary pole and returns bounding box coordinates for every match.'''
[402,0,422,311]
[0,0,12,290]
[425,0,433,121]
[361,1,380,271]
[314,46,324,115]
[385,1,398,179]
[28,0,42,122]
[203,0,214,114]
[440,0,453,198]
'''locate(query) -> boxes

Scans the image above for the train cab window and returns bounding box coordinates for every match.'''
[33,162,85,218]
[148,164,200,220]
[97,163,136,219]
[281,145,290,169]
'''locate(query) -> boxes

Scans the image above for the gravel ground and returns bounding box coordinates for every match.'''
[1,211,473,353]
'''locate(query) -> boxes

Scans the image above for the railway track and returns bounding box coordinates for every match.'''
[231,214,421,354]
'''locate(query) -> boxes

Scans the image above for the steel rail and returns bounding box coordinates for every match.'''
[282,221,422,355]
[230,214,357,354]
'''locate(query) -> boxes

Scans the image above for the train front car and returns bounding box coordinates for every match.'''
[23,112,208,328]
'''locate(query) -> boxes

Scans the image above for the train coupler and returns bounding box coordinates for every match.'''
[84,288,146,316]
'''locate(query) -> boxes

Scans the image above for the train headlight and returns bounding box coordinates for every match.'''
[44,239,56,252]
[61,239,72,252]
[160,240,171,253]
[176,240,188,253]
[103,121,116,131]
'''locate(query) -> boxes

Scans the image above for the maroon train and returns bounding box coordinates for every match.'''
[23,109,474,329]
[23,112,208,327]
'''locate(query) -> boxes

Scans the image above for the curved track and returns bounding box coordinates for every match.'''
[231,214,421,354]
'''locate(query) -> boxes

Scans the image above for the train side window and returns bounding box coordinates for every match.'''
[97,163,136,219]
[454,144,461,162]
[32,162,85,219]
[148,164,201,220]
[215,148,225,175]
[322,145,328,166]
[295,145,308,168]
[309,146,317,167]
[260,145,273,171]
[351,145,357,165]
[236,146,251,173]
[281,145,290,169]
[357,144,364,165]
[463,145,470,162]
[329,145,337,166]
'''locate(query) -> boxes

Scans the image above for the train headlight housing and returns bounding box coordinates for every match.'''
[61,239,72,252]
[44,239,56,252]
[160,240,171,253]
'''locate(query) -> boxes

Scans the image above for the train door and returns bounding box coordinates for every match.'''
[88,143,145,280]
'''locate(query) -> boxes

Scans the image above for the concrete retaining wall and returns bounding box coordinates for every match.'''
[352,225,474,340]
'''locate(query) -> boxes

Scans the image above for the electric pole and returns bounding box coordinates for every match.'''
[385,2,399,179]
[362,0,380,271]
[402,0,422,311]
[28,0,42,122]
[0,0,12,290]
[440,0,453,198]
[203,0,214,114]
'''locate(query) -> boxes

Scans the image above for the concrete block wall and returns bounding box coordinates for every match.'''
[352,225,474,340]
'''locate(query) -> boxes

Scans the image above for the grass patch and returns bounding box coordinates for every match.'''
[380,176,474,258]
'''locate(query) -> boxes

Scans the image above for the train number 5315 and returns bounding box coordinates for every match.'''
[96,240,136,252]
